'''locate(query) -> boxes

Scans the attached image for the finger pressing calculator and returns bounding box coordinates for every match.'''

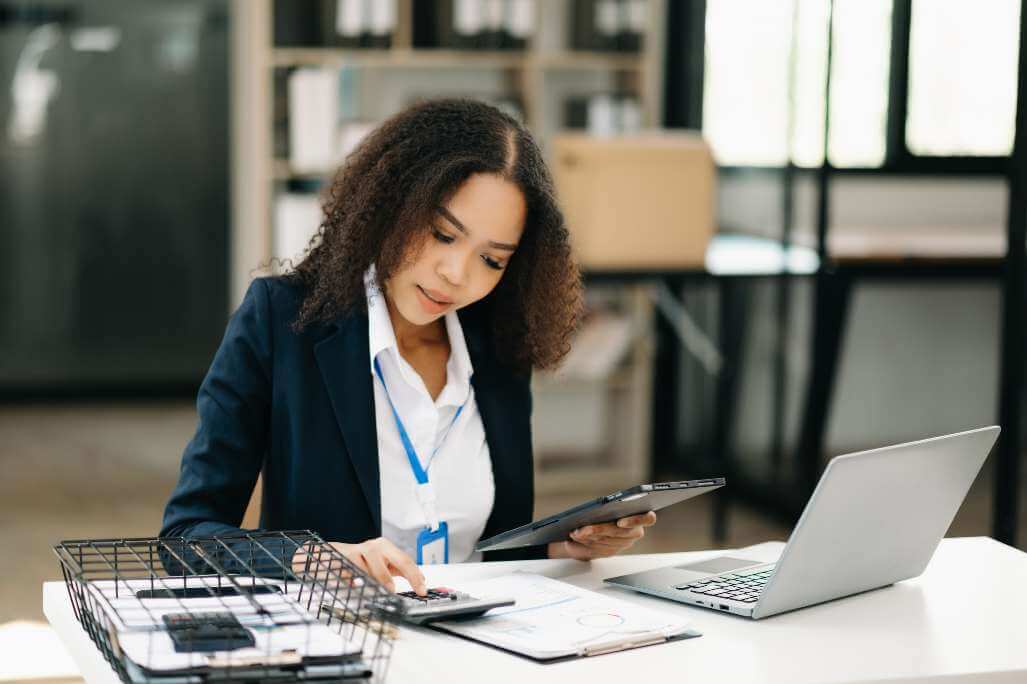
[392,587,514,625]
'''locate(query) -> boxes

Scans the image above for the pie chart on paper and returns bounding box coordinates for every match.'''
[576,612,626,628]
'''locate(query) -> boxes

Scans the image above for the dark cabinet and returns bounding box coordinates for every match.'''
[0,0,229,391]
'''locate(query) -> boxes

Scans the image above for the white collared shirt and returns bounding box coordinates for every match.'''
[365,269,495,563]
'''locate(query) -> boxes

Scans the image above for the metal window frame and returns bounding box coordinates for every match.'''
[663,0,1024,547]
[687,0,1015,175]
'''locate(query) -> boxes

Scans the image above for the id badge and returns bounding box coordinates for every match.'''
[416,521,448,565]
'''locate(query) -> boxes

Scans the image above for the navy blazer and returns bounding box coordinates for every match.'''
[161,276,546,562]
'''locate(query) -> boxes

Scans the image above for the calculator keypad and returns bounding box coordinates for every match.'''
[389,587,514,624]
[396,587,462,605]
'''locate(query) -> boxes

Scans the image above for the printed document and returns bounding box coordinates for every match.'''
[87,576,362,673]
[430,573,700,660]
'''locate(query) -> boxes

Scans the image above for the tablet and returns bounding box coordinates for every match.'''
[475,478,725,552]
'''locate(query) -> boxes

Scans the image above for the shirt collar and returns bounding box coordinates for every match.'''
[366,265,396,369]
[365,266,474,404]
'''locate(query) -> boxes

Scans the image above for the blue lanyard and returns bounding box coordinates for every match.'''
[372,357,467,484]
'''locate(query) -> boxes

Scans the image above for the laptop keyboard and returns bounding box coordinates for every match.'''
[675,565,776,603]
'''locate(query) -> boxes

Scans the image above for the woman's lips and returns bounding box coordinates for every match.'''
[418,286,452,305]
[416,285,451,314]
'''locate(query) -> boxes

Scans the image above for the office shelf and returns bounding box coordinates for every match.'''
[272,47,525,69]
[532,285,654,495]
[270,47,645,71]
[536,51,644,71]
[233,0,666,301]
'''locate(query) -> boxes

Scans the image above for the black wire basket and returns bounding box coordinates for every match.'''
[53,531,403,683]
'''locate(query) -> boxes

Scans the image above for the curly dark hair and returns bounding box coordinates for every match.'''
[287,98,582,371]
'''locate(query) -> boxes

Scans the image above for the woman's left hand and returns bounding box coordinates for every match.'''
[547,511,657,560]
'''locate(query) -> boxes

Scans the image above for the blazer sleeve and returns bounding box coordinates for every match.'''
[159,279,289,572]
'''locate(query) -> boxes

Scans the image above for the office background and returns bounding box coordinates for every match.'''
[2,1,1026,680]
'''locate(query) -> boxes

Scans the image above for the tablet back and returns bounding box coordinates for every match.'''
[476,479,725,551]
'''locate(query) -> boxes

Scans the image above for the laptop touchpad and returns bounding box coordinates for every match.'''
[676,556,762,574]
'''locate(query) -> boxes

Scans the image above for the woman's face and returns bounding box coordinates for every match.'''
[385,173,526,327]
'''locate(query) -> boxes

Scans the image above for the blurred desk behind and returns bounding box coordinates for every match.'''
[582,234,819,282]
[585,229,1007,542]
[579,234,818,541]
[794,227,1007,538]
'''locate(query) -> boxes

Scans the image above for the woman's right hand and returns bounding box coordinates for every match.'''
[293,537,427,596]
[291,534,427,595]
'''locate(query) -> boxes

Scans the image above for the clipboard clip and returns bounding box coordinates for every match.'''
[581,631,668,657]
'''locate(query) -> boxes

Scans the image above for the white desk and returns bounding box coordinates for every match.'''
[45,537,1027,684]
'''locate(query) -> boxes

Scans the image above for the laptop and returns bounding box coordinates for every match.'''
[604,426,999,619]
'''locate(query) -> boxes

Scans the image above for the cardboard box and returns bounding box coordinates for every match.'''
[551,132,716,269]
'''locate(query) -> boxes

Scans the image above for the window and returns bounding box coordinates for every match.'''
[700,0,1018,169]
[703,0,892,168]
[906,0,1020,157]
[824,0,891,167]
[791,0,893,167]
[702,1,793,166]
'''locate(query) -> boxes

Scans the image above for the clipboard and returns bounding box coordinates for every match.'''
[476,479,725,552]
[426,573,701,663]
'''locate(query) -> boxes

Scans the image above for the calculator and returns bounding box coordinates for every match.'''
[391,587,514,625]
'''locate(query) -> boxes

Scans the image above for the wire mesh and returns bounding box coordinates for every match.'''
[53,531,403,683]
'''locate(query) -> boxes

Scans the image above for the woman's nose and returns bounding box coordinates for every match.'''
[437,252,468,287]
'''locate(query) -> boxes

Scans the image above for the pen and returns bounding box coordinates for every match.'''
[580,630,667,657]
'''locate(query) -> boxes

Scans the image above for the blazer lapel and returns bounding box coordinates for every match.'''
[472,369,518,538]
[313,312,381,532]
[461,310,527,538]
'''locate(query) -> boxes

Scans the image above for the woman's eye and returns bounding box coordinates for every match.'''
[431,227,455,244]
[482,255,504,271]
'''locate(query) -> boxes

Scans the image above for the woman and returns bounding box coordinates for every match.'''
[161,98,656,595]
